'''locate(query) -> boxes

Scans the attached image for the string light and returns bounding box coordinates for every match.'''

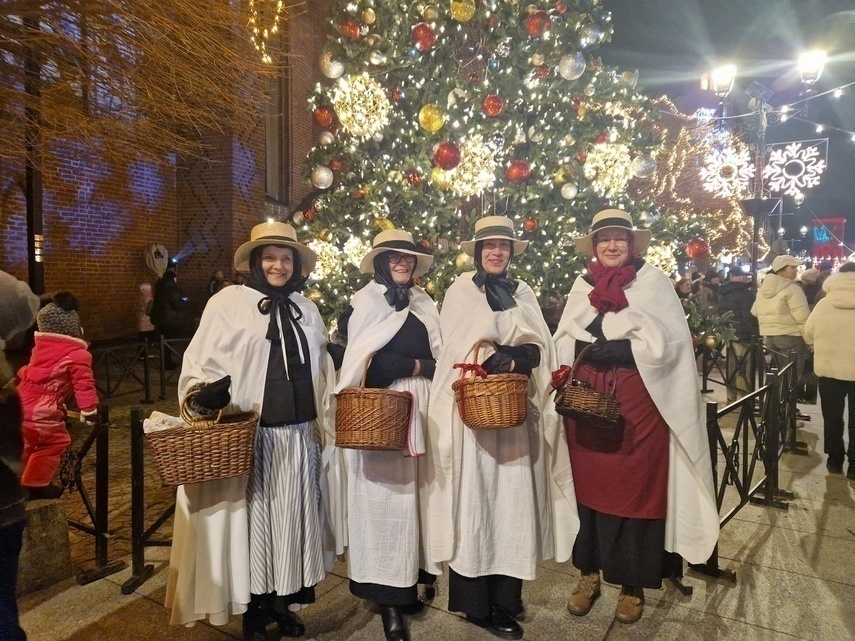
[248,0,285,64]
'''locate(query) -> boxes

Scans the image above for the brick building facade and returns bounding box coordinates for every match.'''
[0,3,332,341]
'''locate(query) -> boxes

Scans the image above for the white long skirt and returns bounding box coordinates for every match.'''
[165,476,251,626]
[449,400,550,581]
[346,376,439,586]
[247,421,325,597]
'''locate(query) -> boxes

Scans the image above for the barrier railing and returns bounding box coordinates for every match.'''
[91,339,154,403]
[158,336,191,400]
[59,405,127,584]
[121,407,175,594]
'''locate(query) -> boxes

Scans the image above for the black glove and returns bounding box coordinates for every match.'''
[418,358,436,380]
[482,352,514,374]
[194,375,231,411]
[495,343,541,369]
[511,358,533,377]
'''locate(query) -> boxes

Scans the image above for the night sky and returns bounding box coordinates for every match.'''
[598,0,855,245]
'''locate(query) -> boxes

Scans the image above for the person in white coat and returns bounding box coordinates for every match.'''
[165,222,336,641]
[751,255,811,394]
[554,209,718,625]
[804,262,855,478]
[427,216,578,641]
[333,230,441,641]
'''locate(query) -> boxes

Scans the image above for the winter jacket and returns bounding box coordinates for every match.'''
[719,281,758,342]
[17,333,99,415]
[751,273,810,338]
[804,272,855,381]
[150,278,187,332]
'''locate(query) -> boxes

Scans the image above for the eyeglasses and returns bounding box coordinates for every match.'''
[596,237,629,249]
[387,252,416,265]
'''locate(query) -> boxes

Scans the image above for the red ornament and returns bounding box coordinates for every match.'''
[686,237,710,260]
[303,208,315,221]
[487,15,499,28]
[329,158,342,171]
[390,87,404,103]
[576,150,587,163]
[482,94,504,117]
[434,141,461,170]
[591,57,603,71]
[340,19,361,40]
[313,107,334,128]
[596,133,608,144]
[556,1,568,13]
[412,22,436,51]
[416,238,432,253]
[407,170,423,186]
[468,70,481,83]
[354,187,367,200]
[524,218,538,232]
[507,160,531,183]
[524,11,551,39]
[536,64,551,78]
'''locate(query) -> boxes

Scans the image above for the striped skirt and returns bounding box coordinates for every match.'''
[247,421,325,598]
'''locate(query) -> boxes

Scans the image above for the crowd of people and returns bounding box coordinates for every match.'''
[160,212,719,641]
[2,211,851,641]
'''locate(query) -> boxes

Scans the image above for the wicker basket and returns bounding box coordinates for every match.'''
[553,344,621,428]
[145,390,259,486]
[452,340,529,430]
[335,358,412,451]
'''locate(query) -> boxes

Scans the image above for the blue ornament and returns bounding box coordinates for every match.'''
[489,60,499,70]
[409,48,419,59]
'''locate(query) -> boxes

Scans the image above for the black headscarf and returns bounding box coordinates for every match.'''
[472,240,518,311]
[373,253,415,311]
[246,245,308,342]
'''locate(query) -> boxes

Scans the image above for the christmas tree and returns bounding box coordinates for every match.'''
[301,0,664,321]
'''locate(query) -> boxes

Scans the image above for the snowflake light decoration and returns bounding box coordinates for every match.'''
[764,142,826,196]
[699,147,753,197]
[333,74,391,137]
[584,143,632,197]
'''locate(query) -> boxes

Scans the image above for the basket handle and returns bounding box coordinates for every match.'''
[453,339,497,380]
[554,343,617,397]
[180,388,224,428]
[357,357,373,390]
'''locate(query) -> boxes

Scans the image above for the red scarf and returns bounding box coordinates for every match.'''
[587,239,637,313]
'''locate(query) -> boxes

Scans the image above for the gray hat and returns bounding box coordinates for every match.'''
[0,271,39,342]
[37,302,82,338]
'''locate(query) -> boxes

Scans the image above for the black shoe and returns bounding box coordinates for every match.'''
[827,460,844,475]
[25,484,64,500]
[796,412,811,421]
[847,465,855,481]
[467,605,523,640]
[242,614,268,641]
[273,609,305,638]
[400,598,425,615]
[380,606,409,641]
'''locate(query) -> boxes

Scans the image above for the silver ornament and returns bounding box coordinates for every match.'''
[558,52,586,81]
[319,131,335,146]
[580,24,604,48]
[320,51,344,79]
[369,50,386,65]
[630,154,657,179]
[527,125,544,143]
[373,131,384,142]
[584,83,596,96]
[560,182,578,200]
[311,165,334,189]
[490,132,506,149]
[292,211,305,225]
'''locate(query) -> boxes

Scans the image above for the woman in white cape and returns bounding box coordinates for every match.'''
[332,230,441,641]
[553,209,718,625]
[165,222,337,641]
[427,216,578,641]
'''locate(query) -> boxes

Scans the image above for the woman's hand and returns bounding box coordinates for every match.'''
[194,375,231,410]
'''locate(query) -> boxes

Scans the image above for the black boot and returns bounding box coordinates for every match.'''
[243,594,272,641]
[380,605,409,641]
[467,604,523,640]
[273,609,305,638]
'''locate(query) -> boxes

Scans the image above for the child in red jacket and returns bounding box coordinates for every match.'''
[18,292,98,499]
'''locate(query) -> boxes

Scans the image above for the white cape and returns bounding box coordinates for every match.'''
[553,262,719,564]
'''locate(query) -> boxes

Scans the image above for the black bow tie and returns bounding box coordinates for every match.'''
[473,270,518,311]
[384,285,411,311]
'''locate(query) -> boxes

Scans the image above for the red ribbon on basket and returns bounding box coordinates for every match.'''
[454,362,489,379]
[551,365,572,391]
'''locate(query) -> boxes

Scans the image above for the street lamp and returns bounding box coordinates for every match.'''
[798,50,826,86]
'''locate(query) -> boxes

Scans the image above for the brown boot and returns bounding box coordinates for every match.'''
[566,571,600,616]
[615,586,644,624]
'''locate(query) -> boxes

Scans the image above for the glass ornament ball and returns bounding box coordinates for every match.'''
[451,0,477,22]
[313,107,334,128]
[630,154,657,178]
[311,166,334,189]
[292,211,305,225]
[524,218,538,231]
[422,4,438,20]
[482,94,504,117]
[490,133,506,149]
[362,7,376,24]
[524,10,551,39]
[527,125,544,143]
[686,237,710,260]
[507,160,532,183]
[558,52,586,80]
[305,289,322,303]
[372,131,384,142]
[638,210,655,225]
[418,104,446,132]
[433,141,462,170]
[368,50,386,65]
[531,53,545,66]
[560,182,578,200]
[584,83,596,96]
[456,252,474,269]
[431,167,451,189]
[563,133,576,146]
[407,170,423,186]
[340,19,361,40]
[412,22,437,51]
[579,24,603,47]
[319,51,344,79]
[319,131,334,146]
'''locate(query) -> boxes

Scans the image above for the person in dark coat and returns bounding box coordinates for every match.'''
[0,270,40,641]
[719,271,759,401]
[149,270,189,370]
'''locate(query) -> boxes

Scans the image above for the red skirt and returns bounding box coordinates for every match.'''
[564,363,669,519]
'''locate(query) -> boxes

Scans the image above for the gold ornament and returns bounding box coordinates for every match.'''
[577,104,587,117]
[316,229,334,242]
[456,252,474,269]
[387,170,403,183]
[431,166,451,189]
[333,73,390,137]
[423,4,438,20]
[375,217,395,231]
[426,281,437,295]
[362,7,376,24]
[704,335,719,349]
[531,53,545,66]
[305,289,322,303]
[451,0,476,22]
[418,104,446,132]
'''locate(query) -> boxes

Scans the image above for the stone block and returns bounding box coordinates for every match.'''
[17,498,74,595]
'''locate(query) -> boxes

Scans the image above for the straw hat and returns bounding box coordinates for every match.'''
[460,216,529,257]
[573,209,651,258]
[234,221,317,276]
[359,229,433,277]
